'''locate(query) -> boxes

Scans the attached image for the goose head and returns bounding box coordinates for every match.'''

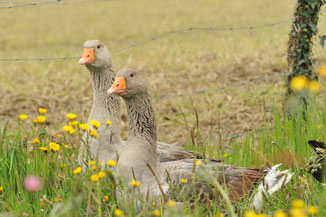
[79,40,112,69]
[107,69,148,98]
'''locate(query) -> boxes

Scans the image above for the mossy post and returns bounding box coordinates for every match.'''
[287,0,325,95]
[286,0,325,116]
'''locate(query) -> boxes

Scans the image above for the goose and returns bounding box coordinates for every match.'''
[107,69,293,211]
[78,40,213,166]
[305,140,325,183]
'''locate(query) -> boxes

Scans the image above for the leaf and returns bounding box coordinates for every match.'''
[319,35,326,48]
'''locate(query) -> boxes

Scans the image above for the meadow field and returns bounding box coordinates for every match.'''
[0,0,326,216]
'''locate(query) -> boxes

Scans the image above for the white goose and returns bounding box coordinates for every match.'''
[78,40,213,166]
[107,69,293,211]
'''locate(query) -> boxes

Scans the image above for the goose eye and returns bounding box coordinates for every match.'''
[97,45,100,49]
[130,74,134,77]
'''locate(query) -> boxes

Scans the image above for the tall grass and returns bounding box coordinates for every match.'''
[0,96,325,216]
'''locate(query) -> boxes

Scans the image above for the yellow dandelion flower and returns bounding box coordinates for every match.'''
[38,108,47,114]
[66,113,77,120]
[153,209,161,216]
[69,128,76,135]
[32,138,40,144]
[91,174,99,182]
[60,163,66,167]
[321,149,325,154]
[32,119,39,124]
[318,65,326,77]
[289,208,304,216]
[49,142,60,152]
[64,145,70,149]
[130,179,141,187]
[244,211,256,217]
[309,80,322,94]
[97,162,101,165]
[90,129,98,138]
[90,120,100,129]
[57,134,62,138]
[0,186,3,191]
[103,195,109,201]
[215,213,225,217]
[273,210,287,217]
[37,115,46,123]
[53,196,61,202]
[307,205,318,215]
[167,200,175,207]
[89,160,96,166]
[40,202,45,207]
[98,171,106,178]
[19,114,28,121]
[39,147,50,152]
[79,123,89,131]
[300,177,305,183]
[106,120,112,126]
[107,160,116,167]
[223,153,228,157]
[73,167,82,174]
[69,120,79,126]
[114,209,123,216]
[292,199,305,209]
[63,125,72,132]
[317,125,323,130]
[290,76,308,92]
[181,179,187,184]
[195,160,202,166]
[91,165,97,170]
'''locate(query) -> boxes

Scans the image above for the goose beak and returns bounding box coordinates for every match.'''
[107,77,127,94]
[79,48,96,65]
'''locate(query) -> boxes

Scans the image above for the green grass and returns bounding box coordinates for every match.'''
[0,95,326,216]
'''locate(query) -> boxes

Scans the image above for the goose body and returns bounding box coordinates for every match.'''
[108,69,293,211]
[78,40,211,166]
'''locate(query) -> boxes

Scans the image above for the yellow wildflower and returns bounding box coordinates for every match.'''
[318,65,326,77]
[309,80,322,94]
[38,108,47,114]
[39,147,50,152]
[195,160,202,166]
[66,113,77,120]
[69,121,79,126]
[317,125,323,130]
[273,210,287,217]
[32,119,38,124]
[300,177,305,183]
[114,209,123,216]
[106,120,112,126]
[290,76,308,92]
[40,202,45,207]
[223,153,228,157]
[130,179,141,187]
[107,160,116,167]
[103,195,109,201]
[32,138,40,144]
[181,179,187,184]
[49,142,60,152]
[37,115,46,123]
[64,145,70,149]
[89,160,96,166]
[53,196,61,203]
[63,125,72,132]
[215,213,225,217]
[153,209,161,216]
[60,163,66,167]
[98,171,106,178]
[167,200,175,207]
[69,128,75,135]
[321,149,325,154]
[91,174,99,182]
[90,120,100,129]
[19,114,28,121]
[90,129,98,138]
[292,199,305,209]
[244,211,256,217]
[97,162,101,165]
[73,167,82,174]
[57,134,62,138]
[91,165,97,170]
[307,205,318,215]
[79,123,89,131]
[0,186,3,191]
[289,208,304,216]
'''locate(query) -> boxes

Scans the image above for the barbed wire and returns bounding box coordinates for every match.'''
[0,72,287,120]
[0,0,115,9]
[0,17,295,62]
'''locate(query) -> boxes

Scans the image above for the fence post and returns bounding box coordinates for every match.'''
[287,0,325,95]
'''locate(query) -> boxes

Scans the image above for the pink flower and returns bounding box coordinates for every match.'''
[23,176,42,192]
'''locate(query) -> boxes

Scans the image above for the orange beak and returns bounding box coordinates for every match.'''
[79,48,95,65]
[107,77,127,94]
